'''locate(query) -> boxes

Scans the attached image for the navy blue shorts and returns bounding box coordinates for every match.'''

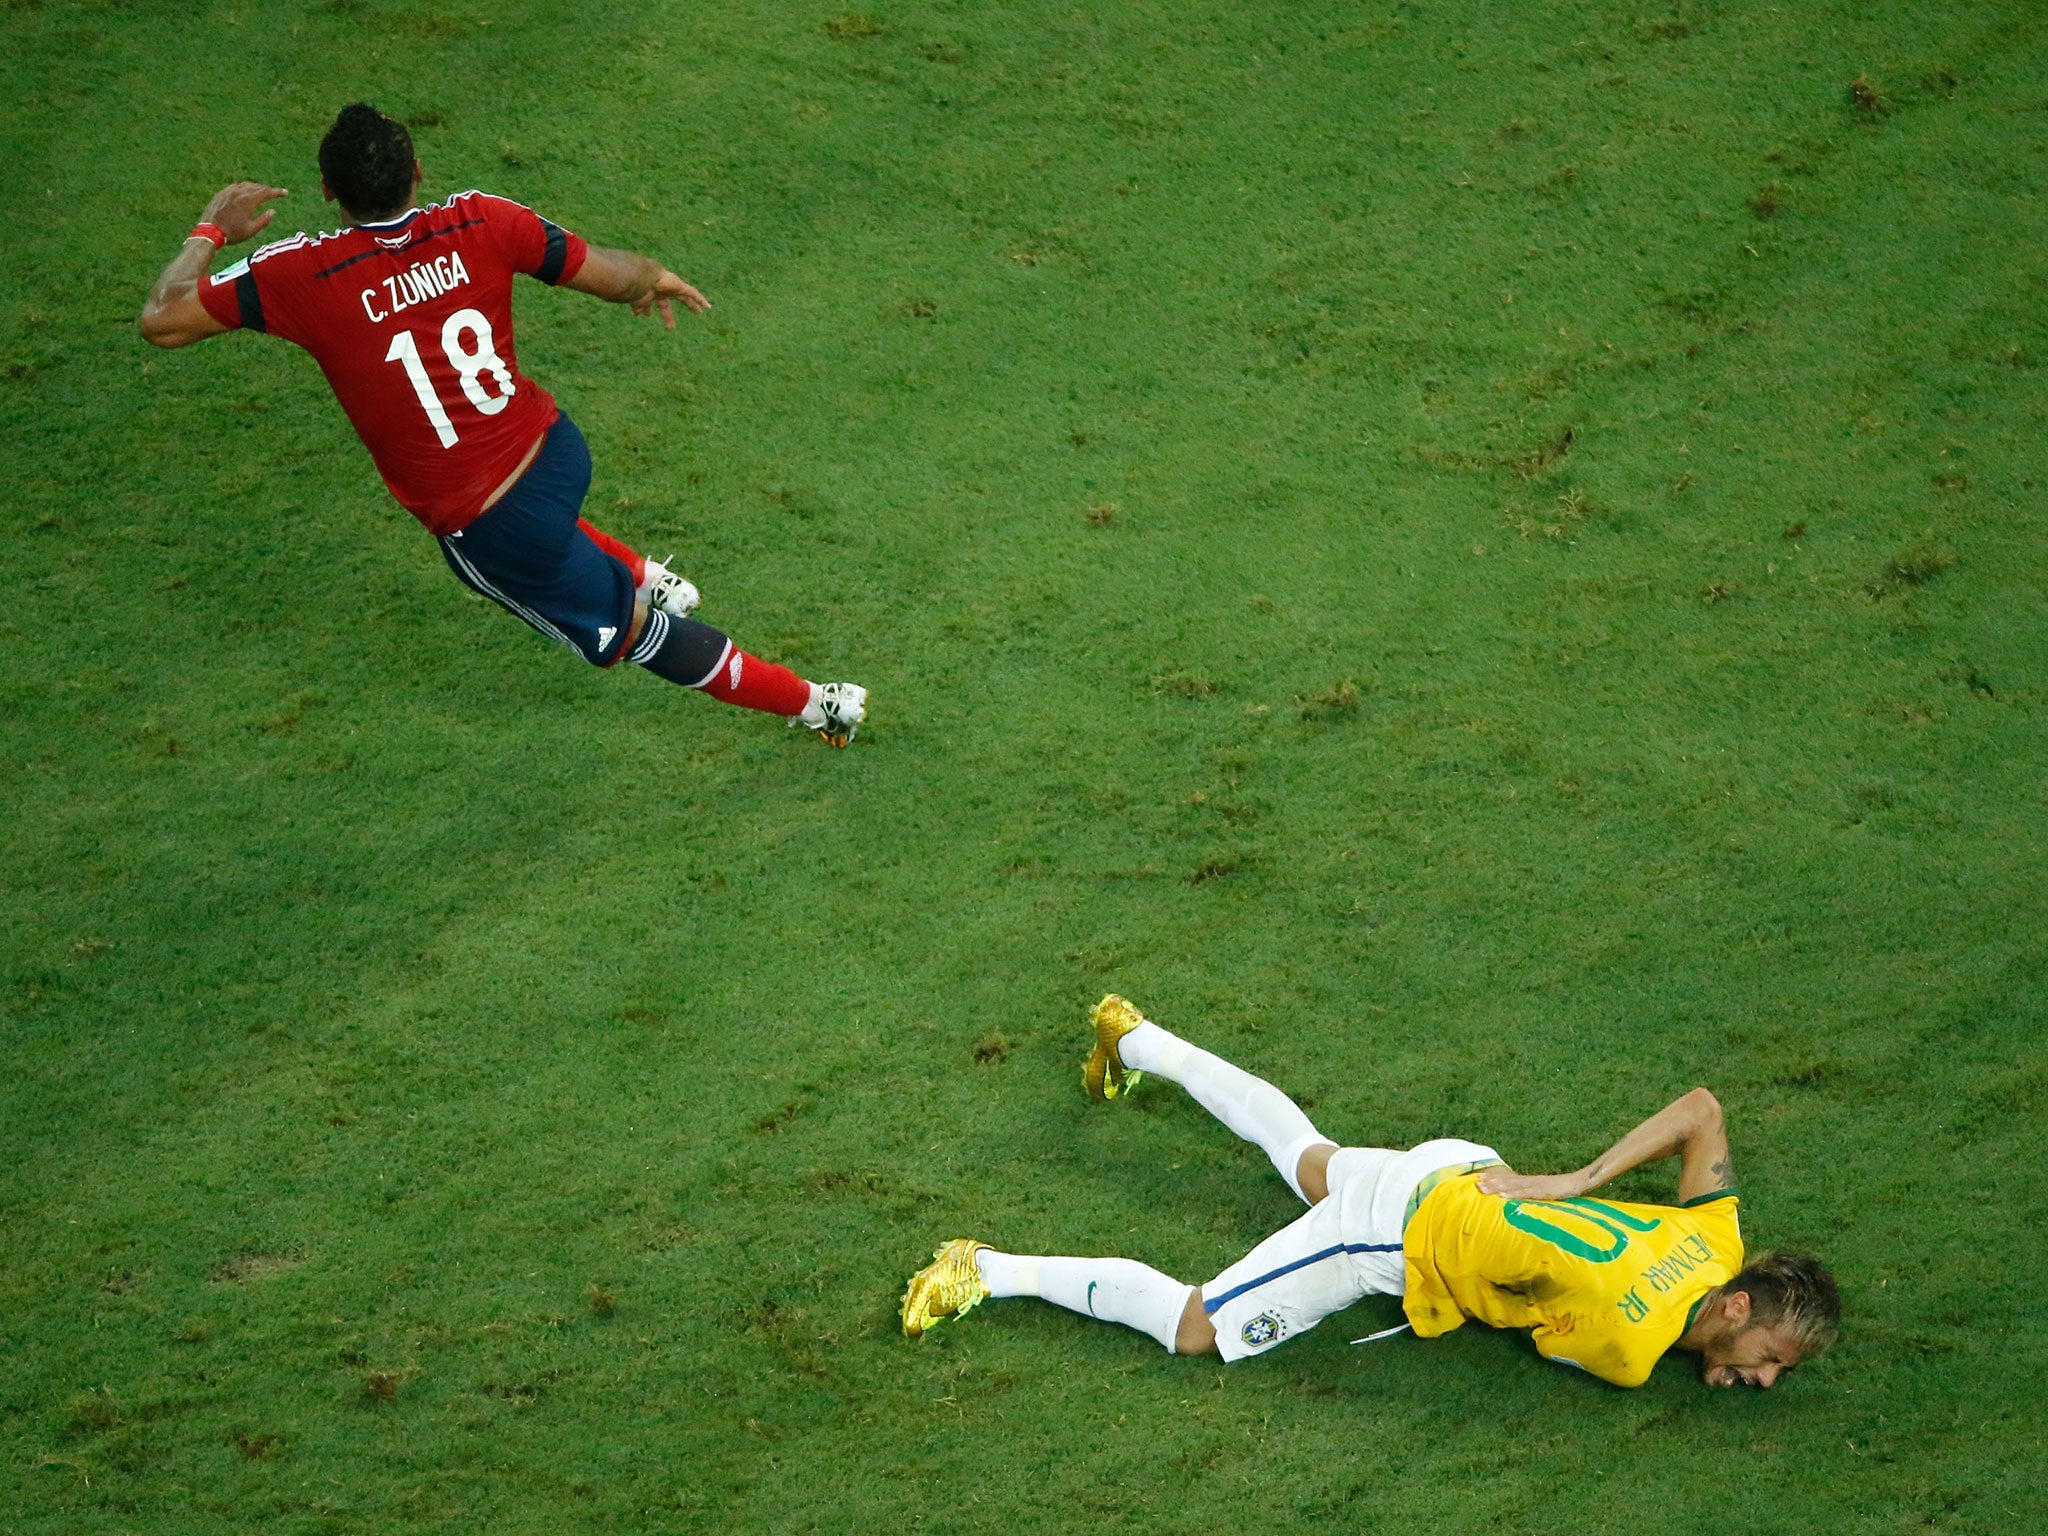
[439,413,635,666]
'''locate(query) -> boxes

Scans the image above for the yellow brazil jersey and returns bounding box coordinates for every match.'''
[1401,1173,1743,1388]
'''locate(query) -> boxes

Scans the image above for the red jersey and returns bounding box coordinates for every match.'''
[197,190,589,535]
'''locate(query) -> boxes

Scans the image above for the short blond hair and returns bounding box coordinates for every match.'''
[1732,1251,1840,1356]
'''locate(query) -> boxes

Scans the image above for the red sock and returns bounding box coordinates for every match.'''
[578,519,647,588]
[696,646,812,717]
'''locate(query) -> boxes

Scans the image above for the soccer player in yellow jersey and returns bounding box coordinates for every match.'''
[902,996,1839,1390]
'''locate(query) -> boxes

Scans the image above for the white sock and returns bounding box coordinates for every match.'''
[1117,1021,1331,1202]
[976,1250,1193,1353]
[635,557,667,603]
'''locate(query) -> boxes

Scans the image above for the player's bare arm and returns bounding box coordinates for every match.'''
[1475,1086,1732,1204]
[563,246,710,329]
[139,182,288,348]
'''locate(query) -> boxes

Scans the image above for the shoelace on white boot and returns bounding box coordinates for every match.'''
[645,556,700,618]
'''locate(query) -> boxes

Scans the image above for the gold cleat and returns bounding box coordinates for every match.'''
[1083,992,1148,1102]
[900,1238,990,1340]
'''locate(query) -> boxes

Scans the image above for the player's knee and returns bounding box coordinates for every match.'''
[1294,1142,1337,1205]
[1175,1290,1219,1357]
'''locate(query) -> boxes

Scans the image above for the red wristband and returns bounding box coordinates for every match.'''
[189,222,228,250]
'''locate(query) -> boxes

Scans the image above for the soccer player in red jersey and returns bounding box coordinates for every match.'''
[139,104,866,745]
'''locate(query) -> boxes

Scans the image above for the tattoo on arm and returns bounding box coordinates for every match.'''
[1709,1157,1733,1189]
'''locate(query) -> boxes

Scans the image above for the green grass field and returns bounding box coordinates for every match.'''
[5,1,2047,1530]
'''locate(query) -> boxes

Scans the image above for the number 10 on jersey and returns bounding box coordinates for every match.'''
[385,307,515,448]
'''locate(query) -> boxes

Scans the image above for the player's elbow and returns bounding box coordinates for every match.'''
[138,295,213,349]
[1683,1086,1724,1126]
[138,309,187,348]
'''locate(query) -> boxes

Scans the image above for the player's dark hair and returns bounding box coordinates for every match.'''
[319,103,416,222]
[1732,1251,1840,1356]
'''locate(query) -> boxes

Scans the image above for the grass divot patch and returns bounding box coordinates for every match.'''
[208,1250,306,1284]
[1154,671,1219,698]
[752,1099,807,1134]
[1870,544,1955,597]
[231,1431,284,1460]
[823,13,884,39]
[360,1367,414,1405]
[1296,681,1359,720]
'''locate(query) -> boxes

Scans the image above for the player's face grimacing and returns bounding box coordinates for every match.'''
[1699,1322,1804,1389]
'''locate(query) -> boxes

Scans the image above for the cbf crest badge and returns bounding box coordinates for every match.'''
[1241,1313,1282,1347]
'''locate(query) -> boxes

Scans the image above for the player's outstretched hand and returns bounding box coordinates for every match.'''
[199,182,289,245]
[1475,1167,1593,1201]
[634,269,711,329]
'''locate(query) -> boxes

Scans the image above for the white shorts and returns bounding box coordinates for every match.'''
[1203,1137,1499,1362]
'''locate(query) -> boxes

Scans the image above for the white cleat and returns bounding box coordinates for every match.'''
[797,681,867,748]
[645,557,701,619]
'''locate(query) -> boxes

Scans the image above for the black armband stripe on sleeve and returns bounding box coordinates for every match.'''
[234,269,266,333]
[536,220,569,285]
[1679,1186,1739,1207]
